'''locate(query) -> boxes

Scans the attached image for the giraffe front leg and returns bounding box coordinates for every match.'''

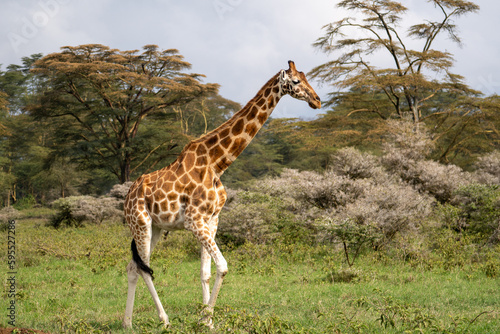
[200,246,212,305]
[198,238,228,329]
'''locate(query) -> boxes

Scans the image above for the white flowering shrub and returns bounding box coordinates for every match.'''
[230,155,433,248]
[330,147,385,181]
[219,191,287,244]
[0,206,21,223]
[337,181,433,243]
[255,169,365,213]
[473,151,500,185]
[383,120,434,161]
[50,195,123,228]
[381,120,472,202]
[108,181,133,199]
[222,124,496,250]
[382,120,433,178]
[409,160,471,202]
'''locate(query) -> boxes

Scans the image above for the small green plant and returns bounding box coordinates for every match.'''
[49,201,82,228]
[452,184,500,243]
[430,311,496,333]
[482,259,499,278]
[13,194,37,210]
[325,219,381,267]
[324,265,362,283]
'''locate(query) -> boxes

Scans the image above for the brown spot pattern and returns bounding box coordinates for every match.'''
[232,119,244,136]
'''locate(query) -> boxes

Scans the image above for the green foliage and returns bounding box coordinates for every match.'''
[213,305,301,333]
[351,289,436,331]
[435,184,500,245]
[13,194,36,210]
[452,184,500,240]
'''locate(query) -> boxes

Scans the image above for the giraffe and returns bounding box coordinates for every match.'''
[122,60,321,329]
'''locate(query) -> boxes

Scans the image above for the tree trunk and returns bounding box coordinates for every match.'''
[120,157,131,183]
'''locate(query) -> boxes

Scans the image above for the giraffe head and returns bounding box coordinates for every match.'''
[280,60,321,109]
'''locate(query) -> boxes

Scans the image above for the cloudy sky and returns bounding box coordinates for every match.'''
[1,0,498,119]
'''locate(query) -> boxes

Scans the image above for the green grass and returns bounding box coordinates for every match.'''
[1,219,499,333]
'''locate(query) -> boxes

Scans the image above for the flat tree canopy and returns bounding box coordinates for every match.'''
[30,44,218,182]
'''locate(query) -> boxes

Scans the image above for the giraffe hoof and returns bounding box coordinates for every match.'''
[199,307,214,329]
[160,313,170,328]
[123,317,132,329]
[199,315,214,329]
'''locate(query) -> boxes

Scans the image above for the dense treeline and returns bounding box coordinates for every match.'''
[0,0,499,209]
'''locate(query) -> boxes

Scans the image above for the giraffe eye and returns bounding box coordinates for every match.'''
[292,79,300,85]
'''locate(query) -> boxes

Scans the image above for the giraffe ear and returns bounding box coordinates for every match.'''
[280,70,288,83]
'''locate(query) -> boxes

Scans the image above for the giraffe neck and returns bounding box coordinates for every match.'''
[187,72,283,176]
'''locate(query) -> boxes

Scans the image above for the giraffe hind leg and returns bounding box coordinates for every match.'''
[124,224,169,328]
[131,239,154,279]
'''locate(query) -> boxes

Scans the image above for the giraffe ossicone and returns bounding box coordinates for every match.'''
[122,60,321,329]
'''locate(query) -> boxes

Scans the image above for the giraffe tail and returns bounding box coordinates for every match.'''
[131,239,155,280]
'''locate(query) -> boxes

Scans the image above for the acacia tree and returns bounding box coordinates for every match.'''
[31,44,218,183]
[308,0,500,163]
[310,0,480,123]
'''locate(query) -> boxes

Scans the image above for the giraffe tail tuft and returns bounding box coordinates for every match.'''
[131,239,155,280]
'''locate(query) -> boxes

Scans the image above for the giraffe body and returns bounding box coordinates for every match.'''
[123,61,320,329]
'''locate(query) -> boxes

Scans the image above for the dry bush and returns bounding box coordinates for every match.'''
[0,206,21,223]
[382,120,433,178]
[473,151,500,185]
[255,169,365,213]
[337,180,433,243]
[108,181,133,199]
[218,191,291,244]
[220,123,489,250]
[247,161,433,247]
[73,196,123,224]
[383,120,434,161]
[0,206,21,231]
[330,147,385,181]
[381,120,471,202]
[409,160,471,203]
[51,195,123,227]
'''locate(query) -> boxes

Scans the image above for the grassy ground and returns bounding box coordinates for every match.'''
[1,218,499,333]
